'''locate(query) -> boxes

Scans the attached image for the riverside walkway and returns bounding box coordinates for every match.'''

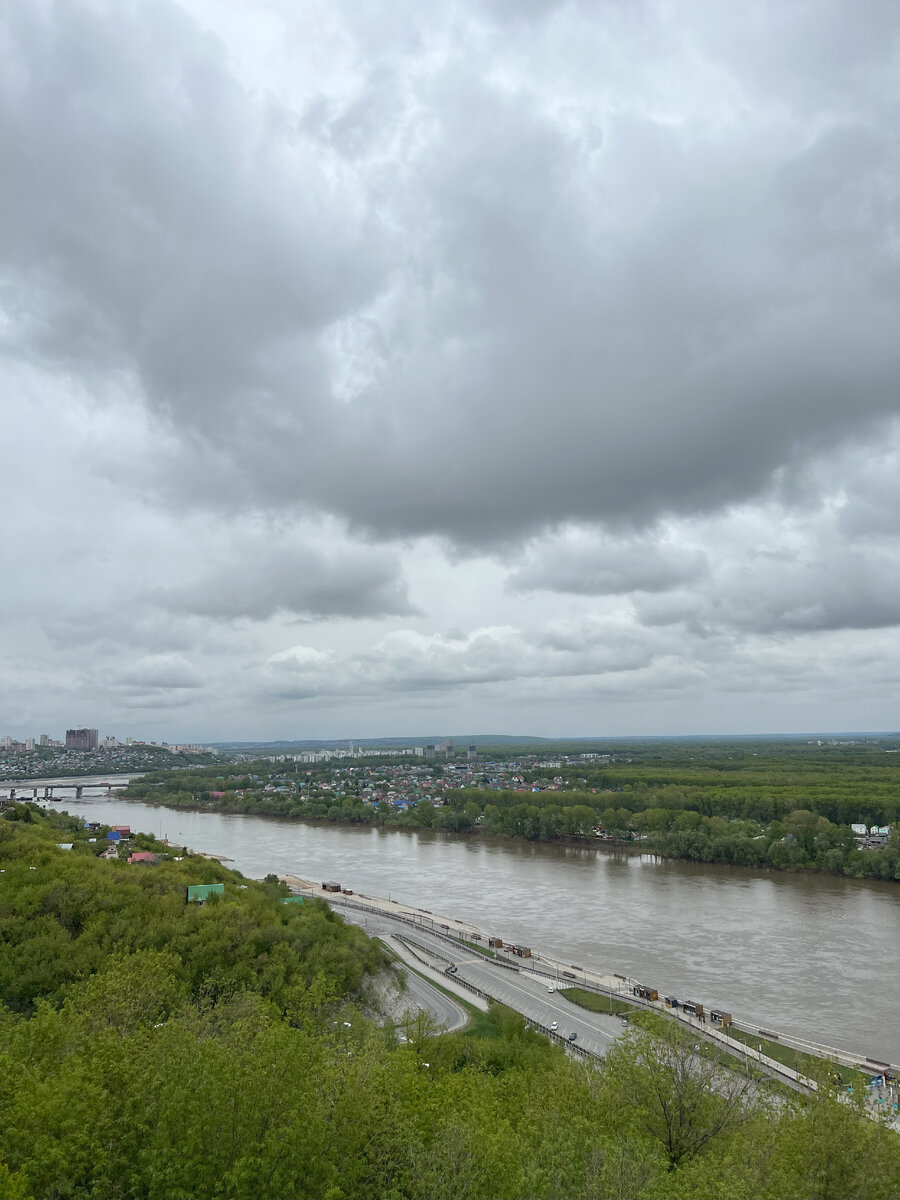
[283,873,900,1113]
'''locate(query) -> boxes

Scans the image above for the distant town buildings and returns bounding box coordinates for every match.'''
[852,823,892,850]
[0,724,218,763]
[65,728,99,751]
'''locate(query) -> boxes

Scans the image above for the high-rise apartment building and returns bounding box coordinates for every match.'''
[65,728,99,751]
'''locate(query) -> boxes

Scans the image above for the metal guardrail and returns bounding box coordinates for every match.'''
[394,934,492,1003]
[386,908,897,1124]
[392,933,594,1059]
[323,894,522,970]
[309,888,897,1092]
[729,1017,900,1077]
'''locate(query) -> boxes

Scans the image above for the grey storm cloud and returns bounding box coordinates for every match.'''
[71,653,207,715]
[8,0,900,740]
[258,615,663,702]
[0,1,383,432]
[40,608,199,655]
[707,548,900,636]
[628,497,900,638]
[157,543,416,621]
[5,0,900,552]
[508,534,709,596]
[109,653,203,690]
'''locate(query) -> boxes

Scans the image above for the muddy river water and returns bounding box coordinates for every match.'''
[18,776,900,1063]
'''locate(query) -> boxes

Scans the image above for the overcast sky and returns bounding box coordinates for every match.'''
[4,0,900,742]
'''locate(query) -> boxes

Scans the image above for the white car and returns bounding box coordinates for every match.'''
[550,1020,559,1031]
[548,985,555,993]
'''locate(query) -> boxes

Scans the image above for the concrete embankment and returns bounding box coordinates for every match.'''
[382,934,488,1021]
[282,873,900,1103]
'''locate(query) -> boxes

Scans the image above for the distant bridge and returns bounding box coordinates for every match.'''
[0,782,122,801]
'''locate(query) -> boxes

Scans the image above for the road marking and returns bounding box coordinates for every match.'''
[461,963,616,1043]
[345,907,616,1047]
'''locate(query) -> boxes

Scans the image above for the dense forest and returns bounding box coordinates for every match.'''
[121,743,900,881]
[1,803,898,1199]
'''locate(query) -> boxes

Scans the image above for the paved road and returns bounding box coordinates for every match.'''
[322,892,900,1120]
[453,952,623,1052]
[382,934,471,1033]
[320,891,822,1084]
[340,902,623,1056]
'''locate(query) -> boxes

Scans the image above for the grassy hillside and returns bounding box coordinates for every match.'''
[0,804,897,1199]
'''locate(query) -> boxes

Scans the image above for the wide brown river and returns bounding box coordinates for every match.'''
[21,776,900,1063]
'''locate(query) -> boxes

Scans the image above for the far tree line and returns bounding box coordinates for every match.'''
[121,750,900,882]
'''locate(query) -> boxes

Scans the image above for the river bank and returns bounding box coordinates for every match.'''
[284,876,900,1096]
[110,787,900,886]
[118,750,900,885]
[25,786,900,1062]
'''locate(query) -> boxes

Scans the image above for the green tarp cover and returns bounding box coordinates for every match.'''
[187,883,225,902]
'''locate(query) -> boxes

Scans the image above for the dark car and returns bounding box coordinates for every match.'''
[567,1032,577,1042]
[447,964,458,974]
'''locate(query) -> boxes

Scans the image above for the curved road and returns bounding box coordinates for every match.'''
[342,904,624,1054]
[383,934,471,1033]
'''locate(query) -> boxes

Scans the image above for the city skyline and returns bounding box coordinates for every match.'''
[0,726,214,751]
[5,2,900,740]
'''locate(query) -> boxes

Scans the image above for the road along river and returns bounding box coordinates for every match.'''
[23,779,900,1064]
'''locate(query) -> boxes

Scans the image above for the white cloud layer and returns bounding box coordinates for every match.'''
[3,0,900,739]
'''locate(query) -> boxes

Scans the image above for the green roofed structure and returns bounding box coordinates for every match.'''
[282,895,305,904]
[186,883,225,903]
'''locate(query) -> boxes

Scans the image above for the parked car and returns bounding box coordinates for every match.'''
[550,1020,559,1031]
[447,964,458,974]
[548,985,555,993]
[568,1032,577,1042]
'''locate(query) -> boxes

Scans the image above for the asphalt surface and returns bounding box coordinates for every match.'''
[340,903,624,1055]
[382,934,471,1032]
[317,890,900,1124]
